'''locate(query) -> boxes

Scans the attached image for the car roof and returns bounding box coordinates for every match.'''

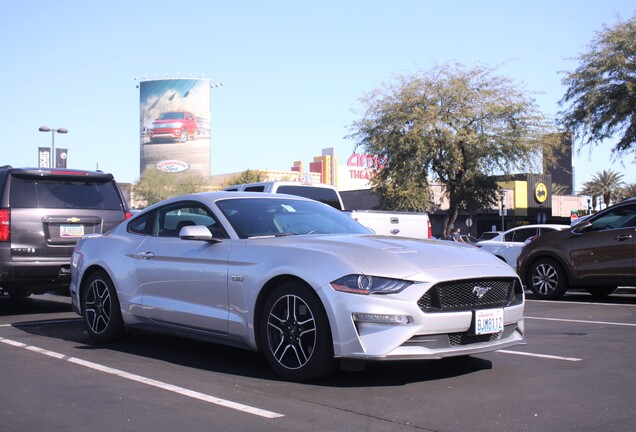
[502,224,570,233]
[138,191,312,213]
[0,165,114,180]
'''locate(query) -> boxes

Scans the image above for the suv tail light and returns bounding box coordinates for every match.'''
[427,219,432,239]
[0,209,9,242]
[124,211,133,220]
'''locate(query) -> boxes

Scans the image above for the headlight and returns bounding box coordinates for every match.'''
[330,275,412,295]
[71,251,82,268]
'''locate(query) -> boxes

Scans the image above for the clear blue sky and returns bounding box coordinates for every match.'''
[2,0,634,191]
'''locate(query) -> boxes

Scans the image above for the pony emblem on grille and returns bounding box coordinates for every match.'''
[472,285,492,299]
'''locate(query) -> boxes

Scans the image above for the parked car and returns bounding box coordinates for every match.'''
[461,234,479,244]
[478,231,501,241]
[224,181,345,210]
[70,192,526,381]
[0,166,131,298]
[518,198,636,300]
[476,224,569,267]
[148,111,198,143]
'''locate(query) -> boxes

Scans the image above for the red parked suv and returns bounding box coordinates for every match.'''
[149,111,198,143]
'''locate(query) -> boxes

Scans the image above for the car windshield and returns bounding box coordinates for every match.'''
[216,197,371,239]
[157,112,184,120]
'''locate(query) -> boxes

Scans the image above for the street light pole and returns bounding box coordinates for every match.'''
[38,126,68,168]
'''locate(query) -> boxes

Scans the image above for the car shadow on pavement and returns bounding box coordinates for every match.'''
[0,293,73,316]
[5,293,493,386]
[11,316,492,386]
[321,356,493,387]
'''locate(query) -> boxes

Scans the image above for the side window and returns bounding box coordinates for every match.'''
[244,186,265,192]
[514,228,537,243]
[128,212,154,235]
[505,228,534,242]
[153,202,228,239]
[590,204,636,231]
[617,205,636,228]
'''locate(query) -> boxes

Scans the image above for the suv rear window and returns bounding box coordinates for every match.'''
[10,177,124,210]
[276,185,342,210]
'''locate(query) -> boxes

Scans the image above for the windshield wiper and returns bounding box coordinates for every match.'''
[246,232,297,239]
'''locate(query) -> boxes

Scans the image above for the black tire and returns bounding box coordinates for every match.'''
[259,282,336,381]
[180,129,188,143]
[7,286,32,298]
[81,270,124,342]
[585,286,618,298]
[528,258,568,300]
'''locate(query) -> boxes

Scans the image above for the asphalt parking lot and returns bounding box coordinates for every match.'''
[1,289,634,432]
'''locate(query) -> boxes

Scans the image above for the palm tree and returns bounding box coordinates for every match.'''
[579,180,600,212]
[618,183,636,201]
[584,169,625,208]
[551,183,570,196]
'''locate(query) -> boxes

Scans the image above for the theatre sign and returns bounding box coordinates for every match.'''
[346,153,386,180]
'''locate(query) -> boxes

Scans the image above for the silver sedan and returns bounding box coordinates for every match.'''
[70,192,525,380]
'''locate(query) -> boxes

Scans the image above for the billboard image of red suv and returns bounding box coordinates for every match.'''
[139,79,211,177]
[149,111,199,143]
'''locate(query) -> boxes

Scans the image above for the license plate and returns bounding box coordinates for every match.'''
[474,308,504,335]
[60,224,84,237]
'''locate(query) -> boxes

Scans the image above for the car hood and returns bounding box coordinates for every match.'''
[254,234,516,281]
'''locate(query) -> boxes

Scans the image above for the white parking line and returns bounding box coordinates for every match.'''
[497,350,582,362]
[526,298,636,307]
[0,336,284,419]
[526,316,636,328]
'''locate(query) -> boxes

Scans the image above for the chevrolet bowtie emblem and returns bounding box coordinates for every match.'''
[67,217,81,223]
[472,285,492,299]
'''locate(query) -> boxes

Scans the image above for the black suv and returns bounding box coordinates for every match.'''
[0,166,130,297]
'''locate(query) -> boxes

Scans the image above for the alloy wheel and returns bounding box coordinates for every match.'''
[266,294,317,370]
[532,263,559,296]
[84,278,112,335]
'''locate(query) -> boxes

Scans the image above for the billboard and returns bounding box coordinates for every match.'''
[37,147,68,168]
[38,147,50,168]
[56,148,68,168]
[139,79,211,178]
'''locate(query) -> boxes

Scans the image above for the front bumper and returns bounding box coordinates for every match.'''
[319,277,526,361]
[150,128,182,140]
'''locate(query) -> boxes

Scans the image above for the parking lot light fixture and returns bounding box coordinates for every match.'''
[39,126,68,168]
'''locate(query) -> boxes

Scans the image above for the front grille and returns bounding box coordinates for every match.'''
[418,278,521,313]
[449,331,501,346]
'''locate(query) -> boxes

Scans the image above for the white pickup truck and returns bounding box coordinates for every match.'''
[347,209,432,240]
[224,181,432,240]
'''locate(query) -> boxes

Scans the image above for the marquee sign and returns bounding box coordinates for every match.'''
[347,153,387,179]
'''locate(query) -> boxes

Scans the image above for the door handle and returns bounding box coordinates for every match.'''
[135,251,155,259]
[615,234,633,242]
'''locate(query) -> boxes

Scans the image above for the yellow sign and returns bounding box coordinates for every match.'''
[535,182,548,203]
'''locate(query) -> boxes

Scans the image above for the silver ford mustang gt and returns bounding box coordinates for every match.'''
[70,192,525,380]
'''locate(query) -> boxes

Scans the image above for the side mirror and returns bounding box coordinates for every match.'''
[179,225,221,243]
[572,220,593,234]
